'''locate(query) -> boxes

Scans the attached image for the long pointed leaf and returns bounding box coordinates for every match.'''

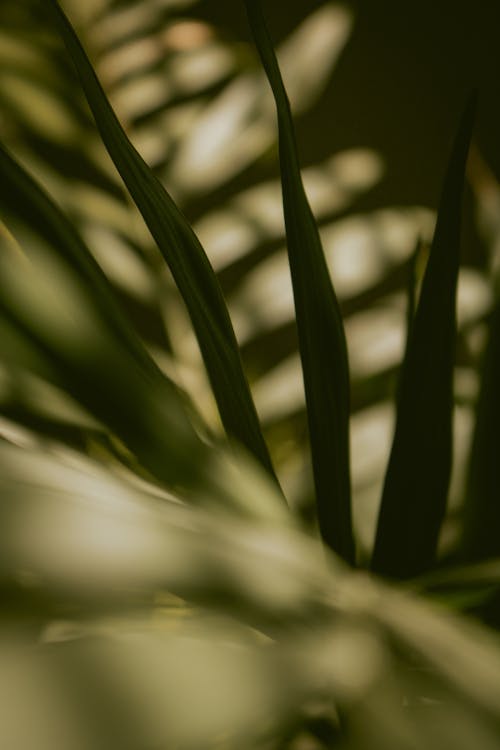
[243,0,354,563]
[371,96,476,578]
[45,0,278,486]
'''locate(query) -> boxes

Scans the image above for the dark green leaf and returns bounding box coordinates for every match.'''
[371,95,476,579]
[243,0,354,563]
[45,0,279,487]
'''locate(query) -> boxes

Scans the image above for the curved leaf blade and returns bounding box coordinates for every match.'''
[243,0,354,563]
[45,0,279,488]
[371,96,476,579]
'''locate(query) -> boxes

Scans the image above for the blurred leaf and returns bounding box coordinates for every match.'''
[45,0,280,488]
[2,438,500,748]
[244,0,354,563]
[0,70,79,143]
[168,3,352,194]
[0,249,200,487]
[410,558,500,613]
[0,440,327,622]
[371,95,476,578]
[0,142,157,376]
[0,223,287,521]
[196,148,384,274]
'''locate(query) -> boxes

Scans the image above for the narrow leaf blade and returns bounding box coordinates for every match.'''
[45,0,278,486]
[371,96,476,578]
[244,0,354,563]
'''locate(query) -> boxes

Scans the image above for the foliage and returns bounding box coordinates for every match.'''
[0,1,500,748]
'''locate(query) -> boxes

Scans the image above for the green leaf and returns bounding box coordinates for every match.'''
[0,142,156,377]
[371,95,476,579]
[0,249,204,492]
[243,0,354,563]
[44,0,279,488]
[0,239,285,521]
[0,142,214,491]
[461,301,500,561]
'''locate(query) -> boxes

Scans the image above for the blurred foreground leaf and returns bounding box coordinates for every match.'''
[0,220,284,524]
[0,142,157,376]
[1,440,500,749]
